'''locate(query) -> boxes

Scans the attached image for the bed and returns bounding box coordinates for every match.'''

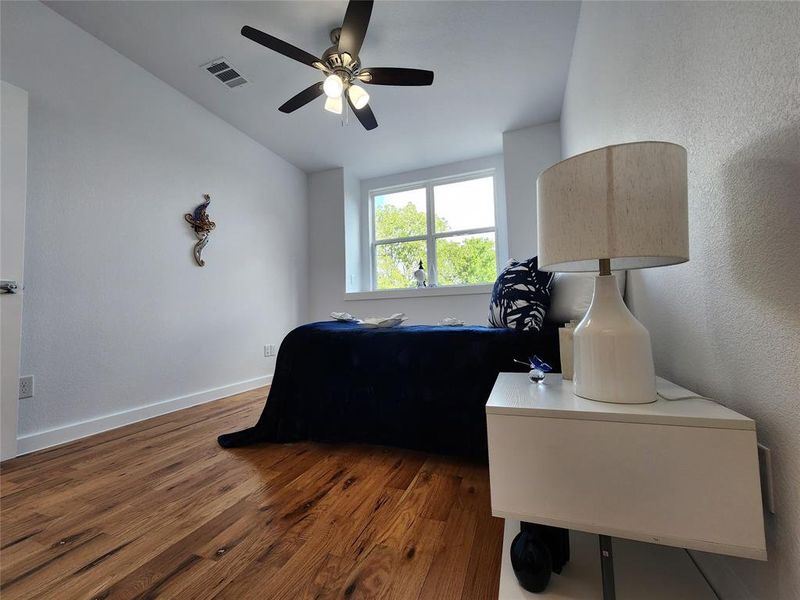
[218,320,561,459]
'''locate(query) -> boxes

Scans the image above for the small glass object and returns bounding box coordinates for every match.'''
[515,355,553,383]
[528,368,546,383]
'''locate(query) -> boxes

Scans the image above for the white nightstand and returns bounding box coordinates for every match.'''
[486,373,766,599]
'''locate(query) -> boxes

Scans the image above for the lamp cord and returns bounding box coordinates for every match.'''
[657,392,713,402]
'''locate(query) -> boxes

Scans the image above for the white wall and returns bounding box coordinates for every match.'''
[561,3,800,598]
[336,288,496,327]
[308,169,346,322]
[343,170,361,293]
[503,122,562,260]
[1,1,308,452]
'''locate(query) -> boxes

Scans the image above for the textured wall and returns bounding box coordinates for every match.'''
[2,2,308,443]
[307,169,348,322]
[503,122,562,261]
[562,2,799,598]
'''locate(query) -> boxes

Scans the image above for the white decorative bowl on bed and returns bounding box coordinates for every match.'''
[438,317,465,326]
[357,313,407,328]
[330,312,357,322]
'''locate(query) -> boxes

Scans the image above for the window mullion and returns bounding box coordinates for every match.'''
[432,226,496,239]
[426,181,436,286]
[369,191,377,291]
[374,234,428,245]
[371,241,377,291]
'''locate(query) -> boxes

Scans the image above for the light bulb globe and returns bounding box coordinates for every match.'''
[323,74,343,98]
[347,84,370,109]
[324,95,343,115]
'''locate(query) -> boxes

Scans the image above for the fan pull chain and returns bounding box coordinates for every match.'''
[341,93,349,127]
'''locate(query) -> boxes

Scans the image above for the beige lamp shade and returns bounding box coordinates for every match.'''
[537,141,689,272]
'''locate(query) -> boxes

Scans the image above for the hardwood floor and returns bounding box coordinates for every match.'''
[0,387,503,599]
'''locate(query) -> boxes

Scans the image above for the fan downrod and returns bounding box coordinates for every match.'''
[322,30,361,76]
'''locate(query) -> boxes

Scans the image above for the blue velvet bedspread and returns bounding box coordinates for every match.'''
[218,321,561,459]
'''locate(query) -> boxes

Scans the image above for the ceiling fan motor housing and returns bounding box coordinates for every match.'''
[322,39,361,81]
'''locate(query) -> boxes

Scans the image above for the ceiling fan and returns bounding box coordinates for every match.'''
[241,0,434,131]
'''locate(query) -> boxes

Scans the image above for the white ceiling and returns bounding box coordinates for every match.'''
[45,1,580,179]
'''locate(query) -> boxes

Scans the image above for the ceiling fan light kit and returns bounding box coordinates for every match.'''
[323,74,344,98]
[241,0,434,131]
[324,95,343,115]
[347,84,370,109]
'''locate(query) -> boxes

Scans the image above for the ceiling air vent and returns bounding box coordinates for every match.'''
[202,58,248,89]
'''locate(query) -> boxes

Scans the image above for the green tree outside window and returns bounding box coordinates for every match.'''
[374,203,496,289]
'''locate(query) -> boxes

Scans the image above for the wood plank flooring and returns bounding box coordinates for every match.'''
[0,387,503,599]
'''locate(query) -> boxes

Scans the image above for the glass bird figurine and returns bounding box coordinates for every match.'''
[413,260,427,288]
[514,355,553,383]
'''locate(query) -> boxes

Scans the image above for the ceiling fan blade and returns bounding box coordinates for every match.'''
[338,0,373,59]
[241,25,320,68]
[347,94,378,130]
[278,82,324,113]
[359,68,434,86]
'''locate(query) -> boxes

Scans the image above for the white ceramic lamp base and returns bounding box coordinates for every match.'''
[573,274,656,404]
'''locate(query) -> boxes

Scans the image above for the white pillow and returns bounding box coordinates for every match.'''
[547,271,627,323]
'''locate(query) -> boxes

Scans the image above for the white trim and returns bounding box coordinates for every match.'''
[373,227,496,247]
[373,234,428,245]
[345,283,492,301]
[358,154,507,292]
[369,169,498,289]
[15,375,272,456]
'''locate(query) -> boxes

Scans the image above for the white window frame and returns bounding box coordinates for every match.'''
[366,165,504,292]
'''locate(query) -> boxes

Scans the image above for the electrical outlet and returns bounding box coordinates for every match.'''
[264,344,277,357]
[19,375,34,399]
[264,345,269,358]
[757,443,775,514]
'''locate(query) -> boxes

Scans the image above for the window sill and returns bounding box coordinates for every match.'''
[344,284,493,301]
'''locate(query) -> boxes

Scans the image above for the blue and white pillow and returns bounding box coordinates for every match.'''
[488,257,553,332]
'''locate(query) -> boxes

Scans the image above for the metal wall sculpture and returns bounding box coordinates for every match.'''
[184,194,216,267]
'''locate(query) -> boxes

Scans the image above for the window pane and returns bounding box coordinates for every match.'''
[434,176,495,233]
[373,188,427,240]
[375,241,427,290]
[436,232,496,286]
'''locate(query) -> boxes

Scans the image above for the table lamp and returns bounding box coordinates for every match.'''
[536,141,689,404]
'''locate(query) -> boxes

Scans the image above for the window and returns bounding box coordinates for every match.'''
[370,171,498,290]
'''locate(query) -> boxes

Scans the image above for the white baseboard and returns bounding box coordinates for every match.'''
[15,375,272,456]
